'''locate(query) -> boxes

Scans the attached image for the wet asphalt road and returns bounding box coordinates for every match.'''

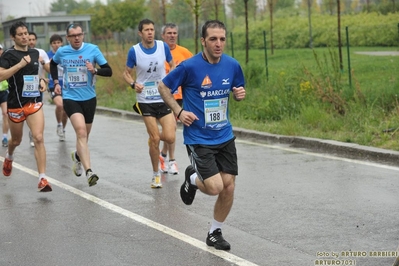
[0,101,399,266]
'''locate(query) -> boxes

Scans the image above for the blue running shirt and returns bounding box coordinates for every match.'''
[47,50,64,88]
[52,43,108,101]
[162,53,245,145]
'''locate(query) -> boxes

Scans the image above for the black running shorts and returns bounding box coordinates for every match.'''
[63,97,97,124]
[0,90,8,104]
[132,102,172,119]
[186,137,238,180]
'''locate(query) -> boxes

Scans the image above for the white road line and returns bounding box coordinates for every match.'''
[4,130,396,266]
[236,139,399,171]
[115,117,399,171]
[3,159,259,266]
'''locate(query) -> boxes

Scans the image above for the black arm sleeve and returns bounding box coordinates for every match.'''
[97,63,112,77]
[50,60,59,81]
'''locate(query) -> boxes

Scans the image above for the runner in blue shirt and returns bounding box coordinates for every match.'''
[158,20,246,251]
[47,34,68,142]
[50,23,112,187]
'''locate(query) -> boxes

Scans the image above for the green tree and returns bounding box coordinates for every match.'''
[337,0,343,70]
[145,0,164,28]
[145,0,167,25]
[229,0,257,18]
[275,0,296,9]
[167,0,192,24]
[184,0,204,53]
[267,0,277,54]
[70,0,94,14]
[244,0,249,63]
[320,0,337,14]
[90,3,110,36]
[50,0,80,14]
[110,0,146,32]
[89,0,145,38]
[201,0,224,21]
[5,15,15,21]
[76,0,93,10]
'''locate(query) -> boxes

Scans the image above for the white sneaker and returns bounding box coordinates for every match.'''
[71,151,83,177]
[168,161,179,175]
[59,131,65,142]
[29,131,34,147]
[87,171,99,187]
[151,175,162,188]
[159,154,168,173]
[57,125,63,137]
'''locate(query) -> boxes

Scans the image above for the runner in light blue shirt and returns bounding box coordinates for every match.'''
[50,23,112,187]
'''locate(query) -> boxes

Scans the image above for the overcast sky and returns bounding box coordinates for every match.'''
[0,0,106,21]
[1,0,52,20]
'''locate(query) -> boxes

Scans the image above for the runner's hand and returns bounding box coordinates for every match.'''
[178,110,199,127]
[21,55,31,66]
[85,61,96,74]
[39,79,47,92]
[232,86,245,101]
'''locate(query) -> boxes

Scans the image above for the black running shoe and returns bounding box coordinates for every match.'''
[180,166,197,205]
[206,228,231,250]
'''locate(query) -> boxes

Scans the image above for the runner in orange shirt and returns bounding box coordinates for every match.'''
[159,23,193,175]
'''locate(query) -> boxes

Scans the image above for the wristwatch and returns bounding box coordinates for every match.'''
[40,60,45,66]
[94,68,98,75]
[130,82,135,89]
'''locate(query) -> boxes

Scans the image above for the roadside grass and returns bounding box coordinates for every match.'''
[95,45,399,151]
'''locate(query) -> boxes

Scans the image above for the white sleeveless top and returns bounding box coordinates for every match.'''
[133,40,167,103]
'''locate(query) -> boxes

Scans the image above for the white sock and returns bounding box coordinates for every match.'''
[190,172,197,186]
[58,122,63,127]
[153,171,159,177]
[3,134,7,139]
[39,173,46,181]
[209,219,223,234]
[6,152,13,161]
